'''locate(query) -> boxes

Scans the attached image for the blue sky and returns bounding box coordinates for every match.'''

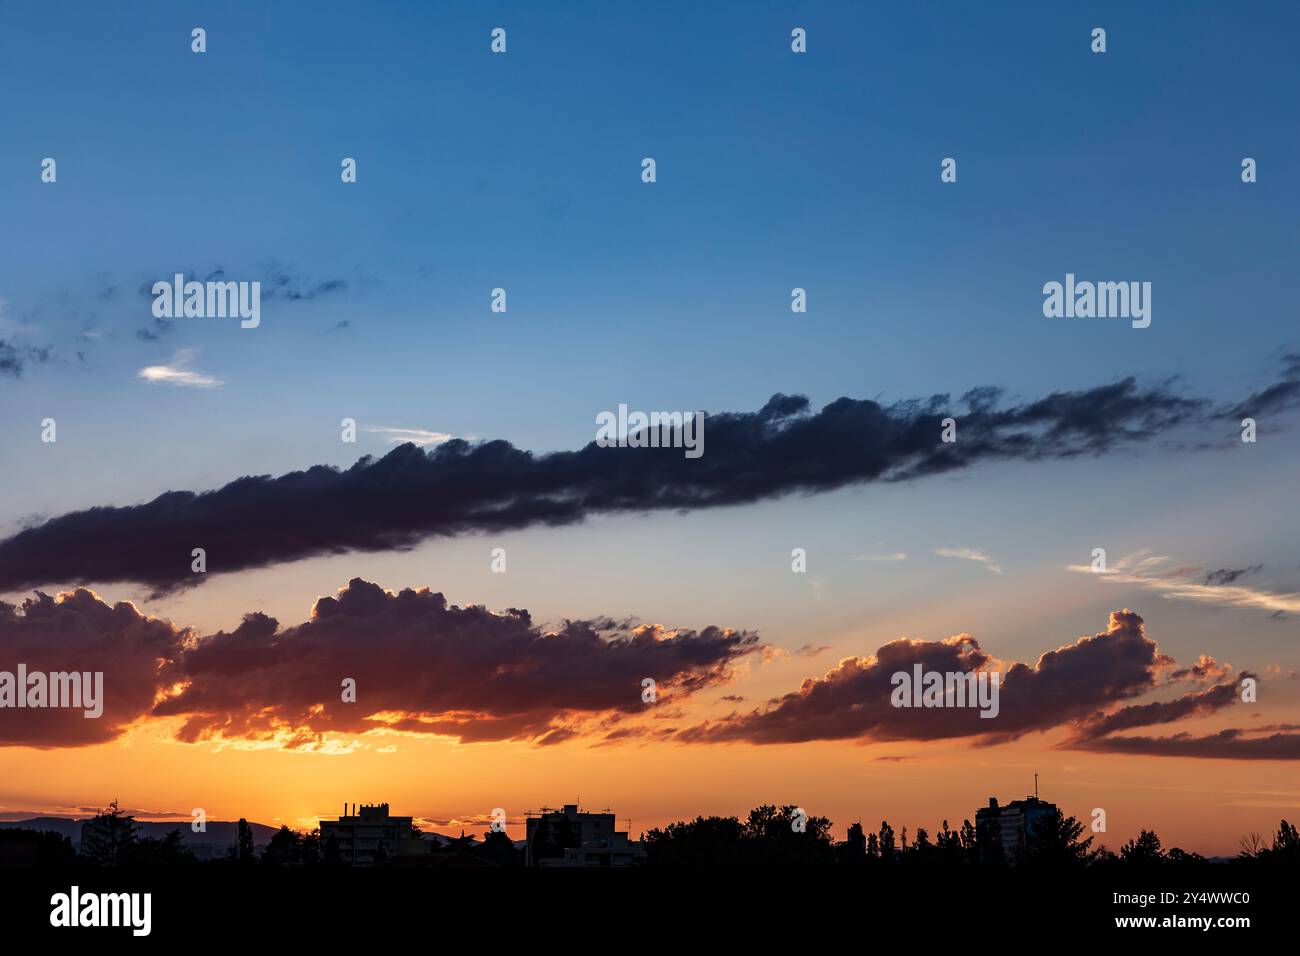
[2,0,1298,662]
[4,1,1300,854]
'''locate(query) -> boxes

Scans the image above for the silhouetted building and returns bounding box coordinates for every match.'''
[846,822,866,854]
[975,795,1057,864]
[319,803,420,866]
[524,804,644,867]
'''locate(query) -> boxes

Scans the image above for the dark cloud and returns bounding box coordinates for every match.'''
[675,611,1300,759]
[153,580,759,749]
[1069,728,1300,760]
[0,590,186,747]
[259,264,349,303]
[0,578,758,750]
[0,339,53,378]
[679,610,1167,745]
[149,578,759,748]
[1068,676,1245,740]
[135,318,174,341]
[1203,565,1263,586]
[793,644,831,658]
[0,376,1233,594]
[133,264,354,339]
[1223,352,1300,419]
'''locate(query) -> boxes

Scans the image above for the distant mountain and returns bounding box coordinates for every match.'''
[0,817,82,844]
[0,817,278,857]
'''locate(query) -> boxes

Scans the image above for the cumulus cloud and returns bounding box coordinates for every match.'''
[677,610,1299,759]
[0,579,759,750]
[680,610,1163,745]
[0,590,186,747]
[152,578,758,749]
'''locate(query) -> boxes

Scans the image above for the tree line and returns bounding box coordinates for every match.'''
[641,804,1300,868]
[4,801,1297,868]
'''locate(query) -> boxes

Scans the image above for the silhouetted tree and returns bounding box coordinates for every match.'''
[125,828,196,867]
[877,821,896,864]
[301,828,320,865]
[81,800,139,867]
[1271,820,1300,861]
[958,819,980,865]
[1023,808,1093,868]
[742,805,835,866]
[236,818,256,865]
[1120,829,1165,865]
[0,828,76,866]
[479,829,521,866]
[643,815,745,867]
[262,825,302,866]
[1239,820,1300,866]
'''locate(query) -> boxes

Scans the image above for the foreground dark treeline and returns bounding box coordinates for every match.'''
[5,801,1299,870]
[640,804,1300,869]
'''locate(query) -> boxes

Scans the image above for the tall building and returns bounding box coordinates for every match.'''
[319,803,421,866]
[974,794,1058,865]
[524,804,645,867]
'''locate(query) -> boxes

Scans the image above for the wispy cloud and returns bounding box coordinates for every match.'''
[364,426,454,447]
[934,547,1003,574]
[1066,550,1300,615]
[137,349,222,388]
[852,551,908,563]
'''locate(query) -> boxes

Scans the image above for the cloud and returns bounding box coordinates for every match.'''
[1067,676,1245,740]
[1068,728,1300,760]
[1067,551,1300,615]
[1169,654,1234,684]
[793,644,831,658]
[0,578,759,750]
[364,426,455,447]
[1223,352,1300,420]
[0,590,187,747]
[132,264,361,339]
[851,551,908,563]
[676,610,1300,759]
[137,349,222,389]
[679,610,1164,745]
[1204,565,1263,587]
[0,339,53,378]
[151,578,759,749]
[0,370,1259,594]
[933,547,1003,574]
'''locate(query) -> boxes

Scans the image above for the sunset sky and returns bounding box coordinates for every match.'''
[2,1,1299,857]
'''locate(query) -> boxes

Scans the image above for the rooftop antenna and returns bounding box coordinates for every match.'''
[1034,773,1039,799]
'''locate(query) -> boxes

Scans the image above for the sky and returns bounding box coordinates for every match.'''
[1,1,1299,856]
